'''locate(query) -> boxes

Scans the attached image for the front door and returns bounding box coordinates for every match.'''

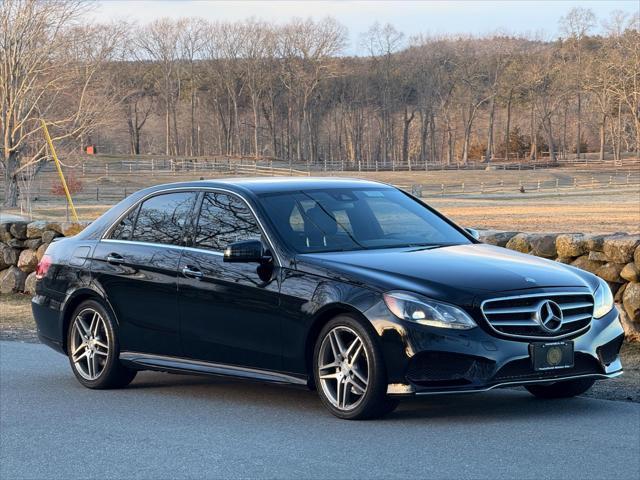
[178,191,282,370]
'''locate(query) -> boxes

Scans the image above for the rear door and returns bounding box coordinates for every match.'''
[92,190,197,356]
[178,191,282,370]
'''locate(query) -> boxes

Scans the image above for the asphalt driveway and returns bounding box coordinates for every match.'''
[1,341,639,479]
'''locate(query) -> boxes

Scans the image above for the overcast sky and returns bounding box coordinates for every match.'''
[91,0,639,53]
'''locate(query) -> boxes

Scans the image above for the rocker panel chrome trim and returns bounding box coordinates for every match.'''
[119,351,308,385]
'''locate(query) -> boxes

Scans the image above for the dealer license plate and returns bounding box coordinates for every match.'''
[530,341,574,371]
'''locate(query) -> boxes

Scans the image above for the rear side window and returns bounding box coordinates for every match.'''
[194,192,261,251]
[128,192,197,246]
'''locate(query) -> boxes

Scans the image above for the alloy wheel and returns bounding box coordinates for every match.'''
[70,308,110,381]
[317,326,370,411]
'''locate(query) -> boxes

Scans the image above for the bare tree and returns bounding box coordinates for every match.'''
[203,21,248,156]
[611,16,640,161]
[277,18,347,165]
[528,43,570,163]
[362,23,404,166]
[1,0,120,207]
[180,18,207,156]
[452,39,492,165]
[560,7,596,159]
[112,57,157,155]
[239,20,275,158]
[135,18,184,155]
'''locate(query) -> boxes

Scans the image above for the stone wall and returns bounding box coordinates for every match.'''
[0,221,89,295]
[1,220,639,340]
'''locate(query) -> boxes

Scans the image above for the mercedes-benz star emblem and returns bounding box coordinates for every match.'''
[534,300,563,333]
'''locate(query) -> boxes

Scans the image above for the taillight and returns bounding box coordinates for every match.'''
[36,254,52,280]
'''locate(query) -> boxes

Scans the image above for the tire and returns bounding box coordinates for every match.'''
[313,314,398,420]
[525,377,595,399]
[67,299,137,389]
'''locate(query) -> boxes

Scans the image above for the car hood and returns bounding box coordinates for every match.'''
[296,244,594,301]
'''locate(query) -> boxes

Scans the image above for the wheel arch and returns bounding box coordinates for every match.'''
[303,303,374,389]
[60,288,116,354]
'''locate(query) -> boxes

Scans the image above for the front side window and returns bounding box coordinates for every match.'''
[194,192,261,251]
[128,192,197,246]
[259,188,470,253]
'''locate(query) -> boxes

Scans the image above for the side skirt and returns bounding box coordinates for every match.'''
[120,351,309,387]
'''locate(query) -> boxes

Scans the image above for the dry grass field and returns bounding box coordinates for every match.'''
[428,192,640,233]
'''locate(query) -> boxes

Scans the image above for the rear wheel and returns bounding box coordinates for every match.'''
[67,299,136,389]
[525,378,595,399]
[313,314,398,420]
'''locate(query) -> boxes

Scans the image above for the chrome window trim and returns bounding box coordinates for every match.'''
[100,186,282,266]
[101,238,185,252]
[183,246,224,257]
[480,291,594,341]
[100,239,226,258]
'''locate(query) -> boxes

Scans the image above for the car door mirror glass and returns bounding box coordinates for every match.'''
[223,240,265,263]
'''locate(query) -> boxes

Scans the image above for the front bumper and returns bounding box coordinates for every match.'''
[365,302,624,396]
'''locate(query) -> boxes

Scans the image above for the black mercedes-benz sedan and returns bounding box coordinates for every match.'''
[32,178,624,419]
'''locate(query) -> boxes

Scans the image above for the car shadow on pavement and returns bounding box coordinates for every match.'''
[119,371,617,423]
[390,391,602,423]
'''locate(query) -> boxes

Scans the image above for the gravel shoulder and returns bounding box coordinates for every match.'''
[0,293,38,343]
[2,293,638,403]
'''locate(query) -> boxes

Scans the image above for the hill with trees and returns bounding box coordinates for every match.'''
[1,0,638,206]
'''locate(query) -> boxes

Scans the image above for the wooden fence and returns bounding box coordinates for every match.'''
[2,154,639,207]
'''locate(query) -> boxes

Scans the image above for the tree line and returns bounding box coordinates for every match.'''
[1,0,639,206]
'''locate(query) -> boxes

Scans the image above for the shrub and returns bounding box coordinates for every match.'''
[51,172,83,196]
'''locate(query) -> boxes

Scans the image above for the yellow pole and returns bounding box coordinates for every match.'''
[40,119,79,222]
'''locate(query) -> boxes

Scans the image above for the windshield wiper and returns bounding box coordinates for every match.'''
[371,243,456,250]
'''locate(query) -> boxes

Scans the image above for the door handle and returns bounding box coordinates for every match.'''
[106,253,124,265]
[182,266,203,279]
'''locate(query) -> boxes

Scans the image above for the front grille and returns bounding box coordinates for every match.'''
[481,292,594,340]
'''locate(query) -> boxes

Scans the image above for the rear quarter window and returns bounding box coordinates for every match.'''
[110,206,139,241]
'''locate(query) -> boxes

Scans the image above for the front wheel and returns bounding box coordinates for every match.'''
[67,299,137,389]
[313,314,398,420]
[525,377,595,399]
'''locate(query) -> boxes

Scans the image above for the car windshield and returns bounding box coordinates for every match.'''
[258,187,471,253]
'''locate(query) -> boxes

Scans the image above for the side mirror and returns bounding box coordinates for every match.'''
[223,240,266,263]
[465,228,480,240]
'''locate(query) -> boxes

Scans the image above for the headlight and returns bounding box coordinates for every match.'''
[383,291,477,330]
[593,277,614,319]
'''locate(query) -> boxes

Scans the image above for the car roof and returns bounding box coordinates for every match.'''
[143,177,393,196]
